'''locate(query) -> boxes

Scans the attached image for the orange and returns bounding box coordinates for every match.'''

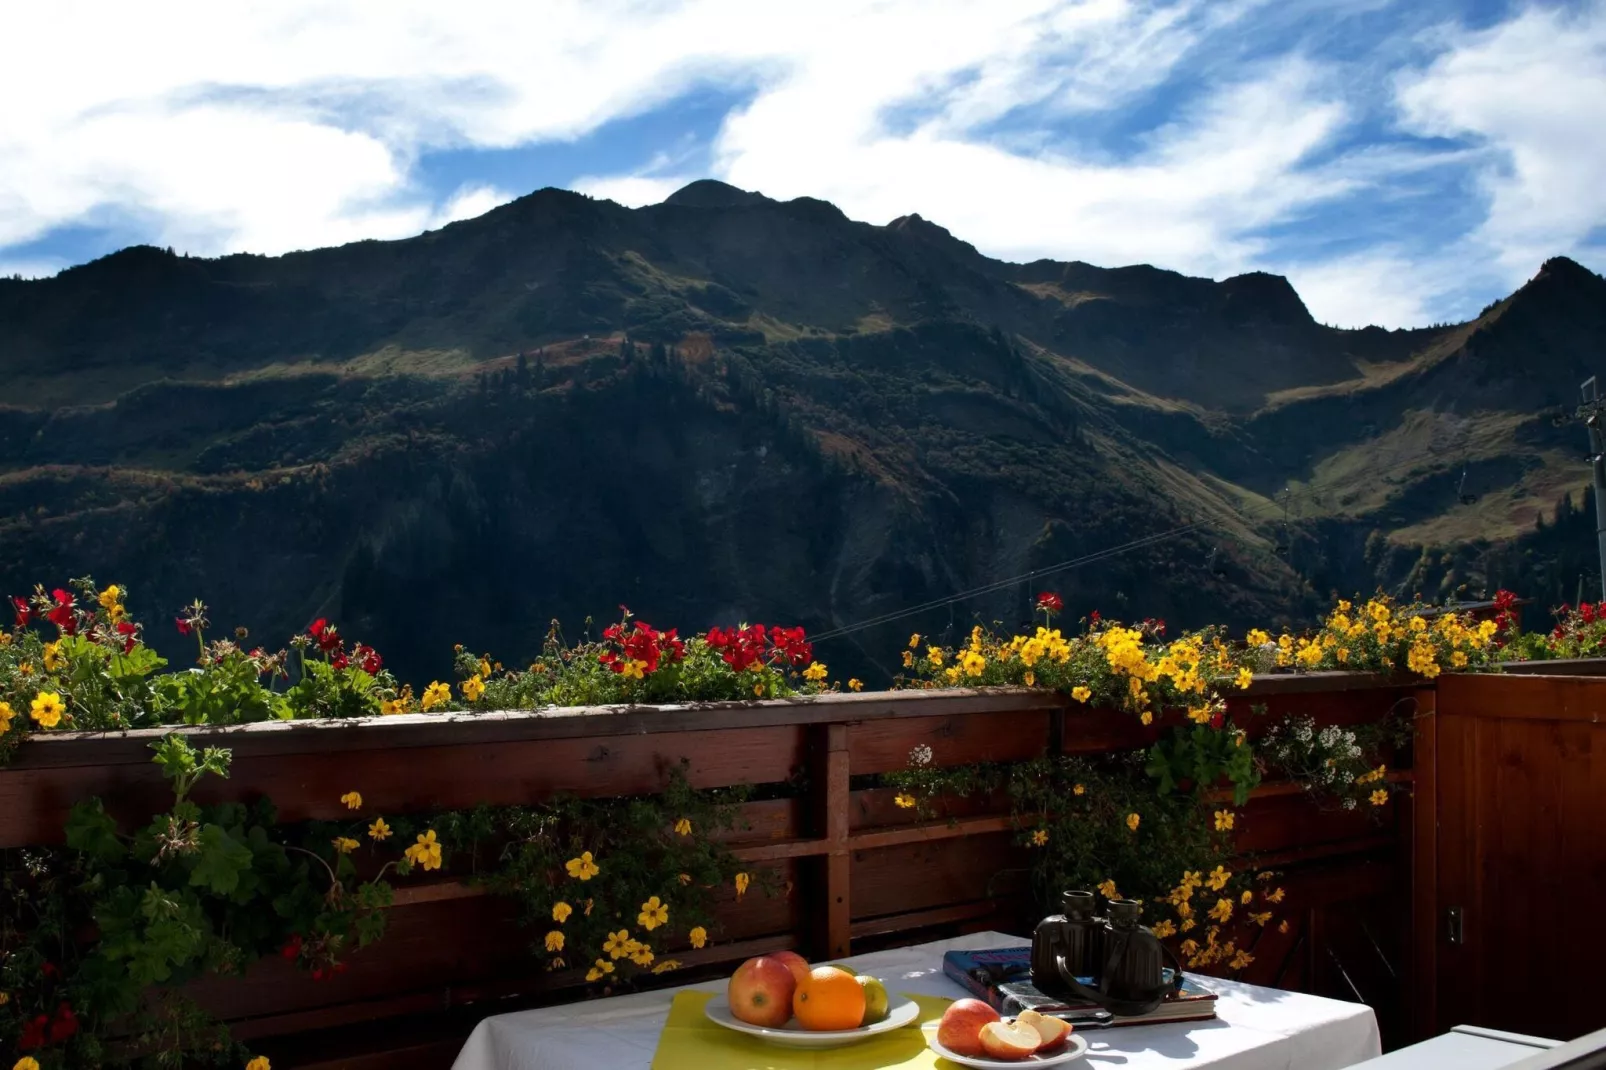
[793,965,867,1030]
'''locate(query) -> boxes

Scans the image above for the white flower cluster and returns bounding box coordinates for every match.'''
[909,744,933,767]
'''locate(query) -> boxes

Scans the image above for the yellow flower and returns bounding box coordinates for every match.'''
[0,701,14,732]
[29,691,65,728]
[803,661,828,682]
[584,898,594,916]
[689,926,708,949]
[1023,670,1036,687]
[552,901,573,923]
[1206,865,1230,891]
[1251,911,1272,926]
[1370,788,1389,806]
[565,851,602,881]
[1126,812,1140,832]
[1140,710,1153,725]
[677,873,692,885]
[638,896,670,931]
[959,650,986,677]
[753,682,765,697]
[585,958,615,982]
[1071,686,1092,703]
[461,675,486,701]
[1214,810,1234,832]
[621,659,647,680]
[545,930,565,952]
[1073,783,1085,795]
[42,641,65,672]
[1246,629,1270,646]
[404,829,444,871]
[340,791,362,810]
[478,656,493,678]
[926,646,944,667]
[246,1059,271,1070]
[1278,919,1289,933]
[848,678,863,692]
[1097,879,1118,899]
[901,650,915,669]
[1236,667,1254,690]
[670,817,692,837]
[604,929,632,959]
[17,662,31,677]
[909,633,921,648]
[630,945,656,966]
[1181,917,1196,932]
[380,698,406,715]
[1180,938,1200,957]
[893,793,916,809]
[735,872,751,899]
[652,959,682,974]
[97,584,122,611]
[1031,829,1049,846]
[1241,889,1253,905]
[1209,898,1233,922]
[1265,887,1285,903]
[332,837,359,854]
[367,817,391,841]
[1151,919,1177,939]
[421,681,451,711]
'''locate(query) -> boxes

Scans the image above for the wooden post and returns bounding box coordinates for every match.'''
[1409,685,1438,1041]
[808,722,852,961]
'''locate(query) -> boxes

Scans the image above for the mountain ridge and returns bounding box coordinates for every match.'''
[2,180,1603,682]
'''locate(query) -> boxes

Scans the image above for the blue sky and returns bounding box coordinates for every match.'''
[1,0,1602,328]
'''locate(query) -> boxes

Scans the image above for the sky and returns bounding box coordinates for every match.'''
[1,0,1603,329]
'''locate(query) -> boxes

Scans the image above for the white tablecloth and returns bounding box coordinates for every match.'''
[452,931,1381,1070]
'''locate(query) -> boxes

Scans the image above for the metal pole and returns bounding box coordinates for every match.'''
[1582,378,1606,602]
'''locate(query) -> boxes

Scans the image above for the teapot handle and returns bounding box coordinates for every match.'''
[1053,936,1184,1018]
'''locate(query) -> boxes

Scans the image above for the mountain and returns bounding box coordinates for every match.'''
[2,182,1604,684]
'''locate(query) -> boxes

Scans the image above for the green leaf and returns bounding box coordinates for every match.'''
[66,798,127,863]
[189,824,254,896]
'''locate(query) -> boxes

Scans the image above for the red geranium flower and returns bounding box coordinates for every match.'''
[47,588,76,635]
[1089,610,1101,623]
[353,644,382,675]
[282,934,304,961]
[11,595,31,628]
[1583,603,1597,624]
[1036,592,1064,613]
[48,1002,78,1043]
[175,616,191,635]
[115,619,138,653]
[20,1013,47,1049]
[308,618,342,654]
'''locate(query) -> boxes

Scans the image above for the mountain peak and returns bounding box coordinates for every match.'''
[1218,270,1314,327]
[662,180,769,208]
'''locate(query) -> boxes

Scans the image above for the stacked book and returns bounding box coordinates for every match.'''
[942,947,1218,1027]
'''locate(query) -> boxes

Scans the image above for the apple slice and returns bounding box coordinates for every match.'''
[1021,1011,1071,1054]
[979,1020,1043,1061]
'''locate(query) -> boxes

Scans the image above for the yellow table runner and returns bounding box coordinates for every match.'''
[651,992,954,1070]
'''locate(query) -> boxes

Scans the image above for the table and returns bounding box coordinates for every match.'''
[452,931,1382,1070]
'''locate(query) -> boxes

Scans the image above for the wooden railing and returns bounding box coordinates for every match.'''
[2,676,1422,1068]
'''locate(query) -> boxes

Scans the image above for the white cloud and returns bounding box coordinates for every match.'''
[0,0,1601,328]
[1395,2,1606,280]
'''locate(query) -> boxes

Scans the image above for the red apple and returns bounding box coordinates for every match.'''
[936,998,1001,1056]
[728,955,798,1028]
[979,1020,1043,1060]
[771,950,811,987]
[1017,1009,1072,1053]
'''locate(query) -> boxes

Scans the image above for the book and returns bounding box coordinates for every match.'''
[942,947,1218,1026]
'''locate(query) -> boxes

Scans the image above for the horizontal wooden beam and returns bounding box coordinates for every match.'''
[7,673,1416,770]
[849,900,1002,940]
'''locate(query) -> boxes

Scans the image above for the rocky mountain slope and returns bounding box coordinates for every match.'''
[2,181,1603,683]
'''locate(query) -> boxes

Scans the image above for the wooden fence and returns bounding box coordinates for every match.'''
[2,675,1421,1068]
[1415,672,1606,1044]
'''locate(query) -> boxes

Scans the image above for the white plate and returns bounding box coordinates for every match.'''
[922,1024,1090,1068]
[703,994,922,1048]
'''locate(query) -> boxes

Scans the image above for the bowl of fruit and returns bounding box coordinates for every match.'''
[923,999,1089,1067]
[703,952,921,1049]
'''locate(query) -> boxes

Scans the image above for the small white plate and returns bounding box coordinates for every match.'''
[922,1024,1090,1067]
[703,994,922,1048]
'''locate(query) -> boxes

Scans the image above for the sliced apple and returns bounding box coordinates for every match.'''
[1014,1009,1072,1053]
[979,1020,1043,1061]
